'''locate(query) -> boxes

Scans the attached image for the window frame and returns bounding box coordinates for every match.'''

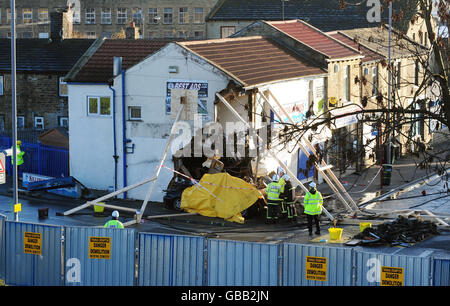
[117,8,127,25]
[179,7,188,24]
[372,66,378,96]
[87,96,112,117]
[101,8,112,24]
[34,116,44,130]
[344,65,350,101]
[220,26,236,38]
[193,7,204,24]
[0,75,4,96]
[59,116,68,128]
[38,8,48,22]
[163,8,173,24]
[148,8,158,24]
[132,7,143,25]
[59,77,68,97]
[85,8,96,24]
[128,106,142,121]
[17,116,25,130]
[23,8,32,24]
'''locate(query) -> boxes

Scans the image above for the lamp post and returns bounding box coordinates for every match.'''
[10,0,18,221]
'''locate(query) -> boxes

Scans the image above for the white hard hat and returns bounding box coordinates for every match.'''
[277,166,285,174]
[283,174,290,181]
[112,210,119,218]
[272,174,279,182]
[309,182,316,188]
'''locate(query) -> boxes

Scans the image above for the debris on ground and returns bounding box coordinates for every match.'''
[353,215,440,247]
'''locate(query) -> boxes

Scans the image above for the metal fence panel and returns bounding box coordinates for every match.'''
[64,226,136,286]
[0,136,69,178]
[354,250,432,286]
[433,258,450,286]
[5,221,63,286]
[207,239,279,286]
[138,233,205,286]
[282,243,353,286]
[0,214,6,281]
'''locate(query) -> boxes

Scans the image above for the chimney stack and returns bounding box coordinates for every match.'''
[50,9,73,42]
[125,22,140,39]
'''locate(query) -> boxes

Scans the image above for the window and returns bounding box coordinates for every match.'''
[372,66,378,96]
[85,8,95,24]
[101,8,111,24]
[415,60,420,86]
[163,8,173,24]
[59,77,68,97]
[178,31,188,39]
[220,26,235,38]
[17,116,25,130]
[344,65,350,101]
[59,117,68,128]
[34,116,44,130]
[6,9,11,24]
[128,106,141,120]
[88,96,111,116]
[148,8,158,24]
[0,75,3,96]
[132,8,142,25]
[117,8,127,24]
[23,8,32,24]
[194,31,204,39]
[396,62,401,88]
[334,64,339,73]
[0,115,4,132]
[179,7,188,24]
[148,31,158,39]
[22,32,32,38]
[194,8,204,24]
[73,10,80,24]
[39,32,49,39]
[85,31,96,38]
[38,8,48,22]
[163,31,174,39]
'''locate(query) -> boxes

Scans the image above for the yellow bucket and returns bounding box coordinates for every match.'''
[94,203,105,213]
[360,222,372,232]
[328,228,343,240]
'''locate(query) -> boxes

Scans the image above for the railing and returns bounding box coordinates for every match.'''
[0,136,69,178]
[0,217,447,287]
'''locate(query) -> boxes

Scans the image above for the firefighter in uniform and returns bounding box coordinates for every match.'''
[303,182,323,236]
[104,210,124,229]
[282,175,297,222]
[265,175,282,224]
[277,167,288,217]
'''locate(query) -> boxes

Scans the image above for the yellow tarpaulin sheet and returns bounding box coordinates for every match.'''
[181,172,261,223]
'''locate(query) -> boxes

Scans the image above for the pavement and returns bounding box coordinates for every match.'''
[0,129,448,257]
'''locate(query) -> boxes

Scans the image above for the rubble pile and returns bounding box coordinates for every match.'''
[354,215,440,246]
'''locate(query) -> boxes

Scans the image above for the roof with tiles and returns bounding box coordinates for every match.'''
[328,32,384,63]
[267,20,361,60]
[178,36,326,87]
[67,39,172,83]
[208,0,418,33]
[0,39,94,73]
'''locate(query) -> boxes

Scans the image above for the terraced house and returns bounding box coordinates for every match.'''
[0,0,219,39]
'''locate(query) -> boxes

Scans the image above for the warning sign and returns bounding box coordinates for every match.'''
[381,266,404,286]
[0,152,5,184]
[305,256,327,282]
[89,237,111,259]
[24,232,42,255]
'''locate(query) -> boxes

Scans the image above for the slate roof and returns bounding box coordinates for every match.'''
[207,0,418,33]
[67,39,171,83]
[328,31,384,63]
[0,39,94,73]
[267,20,361,60]
[178,36,326,87]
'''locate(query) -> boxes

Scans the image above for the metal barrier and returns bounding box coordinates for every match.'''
[282,243,353,286]
[433,258,450,286]
[354,250,432,286]
[4,221,63,286]
[0,220,448,286]
[0,136,69,178]
[206,239,279,286]
[0,214,6,281]
[64,226,136,286]
[138,233,205,286]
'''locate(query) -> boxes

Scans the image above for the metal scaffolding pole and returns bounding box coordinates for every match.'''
[11,0,18,222]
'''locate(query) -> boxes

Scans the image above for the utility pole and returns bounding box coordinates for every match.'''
[386,2,392,165]
[10,0,18,221]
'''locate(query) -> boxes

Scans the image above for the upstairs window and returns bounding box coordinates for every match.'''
[179,7,188,24]
[148,8,158,24]
[101,8,111,24]
[34,116,44,130]
[163,8,173,24]
[194,8,204,24]
[117,8,127,24]
[23,8,32,24]
[85,8,95,24]
[88,96,111,116]
[38,8,48,22]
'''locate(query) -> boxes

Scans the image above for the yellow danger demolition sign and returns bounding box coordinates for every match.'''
[24,232,42,255]
[305,256,327,282]
[381,266,404,286]
[89,237,111,259]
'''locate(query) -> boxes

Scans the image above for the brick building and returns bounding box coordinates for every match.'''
[0,11,93,133]
[0,0,219,40]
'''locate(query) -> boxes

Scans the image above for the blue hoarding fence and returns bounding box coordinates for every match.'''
[0,135,69,178]
[0,219,448,286]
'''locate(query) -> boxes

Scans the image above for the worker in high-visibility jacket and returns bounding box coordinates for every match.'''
[10,140,25,166]
[277,167,288,216]
[265,175,282,224]
[303,182,323,236]
[104,210,124,229]
[282,175,297,222]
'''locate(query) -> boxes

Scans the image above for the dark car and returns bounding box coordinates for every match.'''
[163,177,194,211]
